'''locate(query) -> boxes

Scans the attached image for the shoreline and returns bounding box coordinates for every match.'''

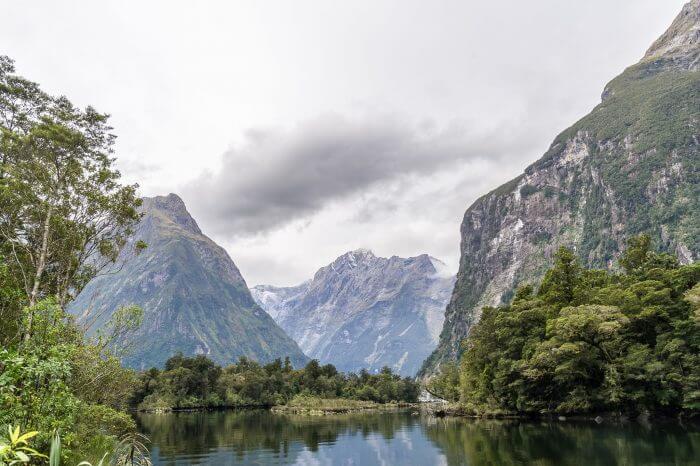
[421,403,699,423]
[136,402,699,424]
[137,401,426,415]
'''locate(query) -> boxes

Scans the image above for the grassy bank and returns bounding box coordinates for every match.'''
[271,396,413,415]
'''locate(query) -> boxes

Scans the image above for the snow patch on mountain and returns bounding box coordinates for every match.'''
[252,250,455,375]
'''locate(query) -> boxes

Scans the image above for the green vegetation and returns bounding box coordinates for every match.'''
[420,37,699,379]
[536,64,700,262]
[426,362,460,402]
[131,355,420,411]
[435,236,700,416]
[0,300,141,460]
[519,184,539,198]
[0,428,152,466]
[0,56,147,462]
[0,426,46,464]
[272,395,382,414]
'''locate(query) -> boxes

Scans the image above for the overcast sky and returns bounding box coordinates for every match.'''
[1,1,687,285]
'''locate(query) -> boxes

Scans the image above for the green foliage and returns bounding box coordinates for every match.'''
[0,259,23,345]
[426,362,461,402]
[0,55,147,463]
[133,355,420,410]
[0,299,141,462]
[0,55,143,346]
[48,431,152,466]
[421,30,699,380]
[459,237,700,415]
[0,425,46,464]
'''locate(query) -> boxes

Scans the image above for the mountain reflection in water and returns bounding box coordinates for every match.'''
[136,409,699,465]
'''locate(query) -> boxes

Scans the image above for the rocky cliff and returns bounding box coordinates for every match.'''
[420,0,700,376]
[251,249,455,376]
[69,194,308,369]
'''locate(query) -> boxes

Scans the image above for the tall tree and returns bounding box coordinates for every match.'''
[0,56,143,343]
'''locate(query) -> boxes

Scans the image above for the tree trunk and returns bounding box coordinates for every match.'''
[24,204,52,342]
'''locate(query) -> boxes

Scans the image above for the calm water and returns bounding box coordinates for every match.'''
[136,409,700,466]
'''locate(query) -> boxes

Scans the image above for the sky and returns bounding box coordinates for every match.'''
[1,0,688,286]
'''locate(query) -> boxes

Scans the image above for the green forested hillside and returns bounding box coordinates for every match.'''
[431,237,700,416]
[421,0,700,377]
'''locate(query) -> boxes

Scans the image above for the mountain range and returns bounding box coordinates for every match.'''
[251,249,454,376]
[68,1,699,380]
[420,0,700,377]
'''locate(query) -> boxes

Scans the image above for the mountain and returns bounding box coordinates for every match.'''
[69,194,308,369]
[420,0,700,377]
[251,249,455,376]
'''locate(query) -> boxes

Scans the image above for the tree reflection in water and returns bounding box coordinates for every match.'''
[137,410,700,465]
[424,417,700,466]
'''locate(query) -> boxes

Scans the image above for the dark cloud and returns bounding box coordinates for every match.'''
[184,114,539,236]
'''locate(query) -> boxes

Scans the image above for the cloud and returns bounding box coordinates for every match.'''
[184,114,538,236]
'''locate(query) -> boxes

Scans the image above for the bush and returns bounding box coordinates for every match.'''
[519,184,539,198]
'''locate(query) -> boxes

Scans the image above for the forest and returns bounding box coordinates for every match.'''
[132,354,419,410]
[429,237,700,416]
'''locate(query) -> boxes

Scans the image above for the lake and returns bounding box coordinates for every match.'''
[136,409,700,465]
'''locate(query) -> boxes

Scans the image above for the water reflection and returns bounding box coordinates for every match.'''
[424,417,700,466]
[136,410,700,465]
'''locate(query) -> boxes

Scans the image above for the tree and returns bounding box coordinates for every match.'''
[619,234,652,274]
[426,362,460,402]
[0,56,147,464]
[0,56,143,344]
[538,247,581,305]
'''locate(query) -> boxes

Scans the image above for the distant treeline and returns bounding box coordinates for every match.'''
[429,236,700,416]
[131,354,420,410]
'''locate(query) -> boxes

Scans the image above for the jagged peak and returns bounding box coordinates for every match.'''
[642,0,700,70]
[328,248,376,269]
[141,193,202,234]
[349,248,375,258]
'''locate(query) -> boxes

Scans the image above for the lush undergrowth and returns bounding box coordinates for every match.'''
[429,236,700,416]
[131,354,420,411]
[0,297,144,462]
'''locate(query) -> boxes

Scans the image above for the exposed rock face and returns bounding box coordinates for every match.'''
[420,1,700,377]
[69,194,308,369]
[643,0,699,71]
[251,250,455,376]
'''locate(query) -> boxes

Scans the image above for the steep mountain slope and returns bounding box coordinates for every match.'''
[249,282,310,321]
[420,0,700,377]
[69,194,308,369]
[251,249,454,376]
